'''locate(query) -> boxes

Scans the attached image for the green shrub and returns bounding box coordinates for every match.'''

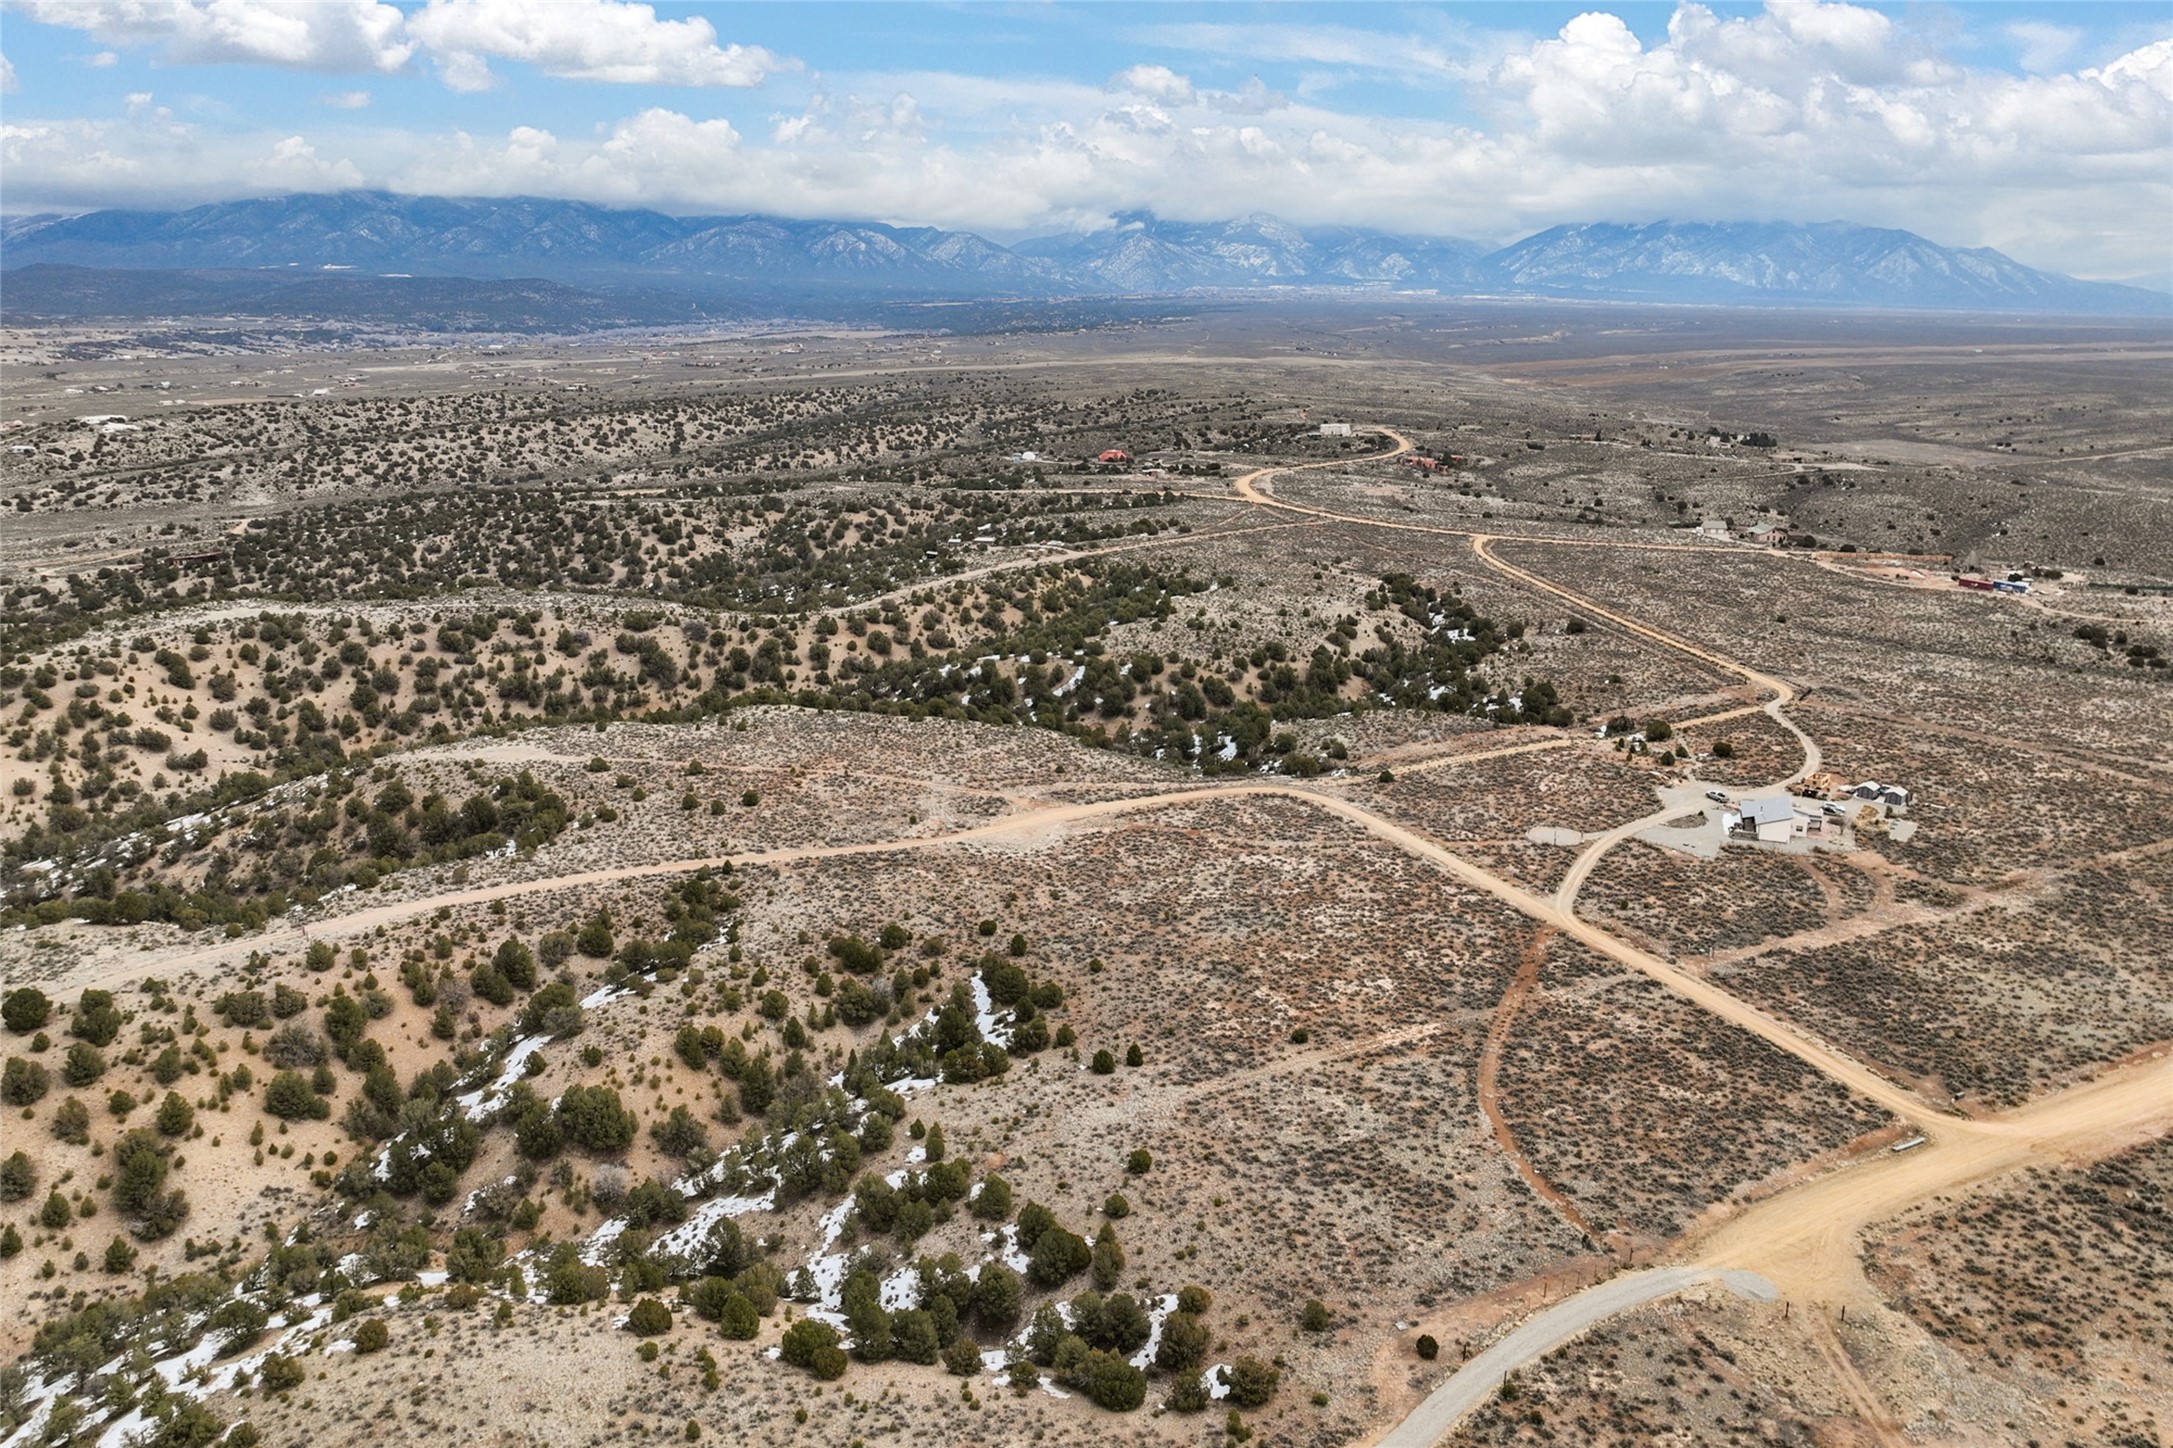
[1027,1226,1090,1288]
[1074,1349,1145,1411]
[263,1071,329,1120]
[557,1084,636,1152]
[0,1150,35,1201]
[155,1091,195,1137]
[1225,1355,1280,1408]
[780,1318,846,1380]
[2,987,50,1034]
[625,1298,673,1336]
[60,1042,106,1087]
[970,1173,1013,1221]
[1155,1311,1211,1373]
[942,1336,982,1376]
[259,1354,306,1392]
[2,1056,49,1105]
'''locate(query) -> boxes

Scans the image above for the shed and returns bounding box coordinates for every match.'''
[1850,781,1910,810]
[1097,449,1130,464]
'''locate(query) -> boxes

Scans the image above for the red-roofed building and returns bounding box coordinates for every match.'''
[1098,449,1130,463]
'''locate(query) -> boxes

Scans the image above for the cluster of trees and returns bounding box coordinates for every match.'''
[1,986,194,1240]
[199,477,1180,617]
[7,768,570,932]
[832,1254,1024,1374]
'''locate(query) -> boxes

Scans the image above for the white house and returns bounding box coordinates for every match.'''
[1737,796,1798,843]
[1319,423,1353,437]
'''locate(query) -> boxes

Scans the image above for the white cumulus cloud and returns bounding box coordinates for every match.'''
[1110,64,1195,106]
[405,0,783,90]
[7,0,414,72]
[2008,21,2081,74]
[4,0,790,89]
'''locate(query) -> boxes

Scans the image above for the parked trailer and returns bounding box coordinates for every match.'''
[1891,1135,1928,1153]
[1955,576,1996,592]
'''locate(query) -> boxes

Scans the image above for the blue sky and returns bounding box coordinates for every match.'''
[3,2,2170,285]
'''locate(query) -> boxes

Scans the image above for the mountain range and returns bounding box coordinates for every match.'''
[2,193,2162,317]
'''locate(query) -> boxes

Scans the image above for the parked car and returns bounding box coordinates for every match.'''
[1704,790,1729,803]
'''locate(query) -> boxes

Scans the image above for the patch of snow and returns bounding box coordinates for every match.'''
[149,1333,223,1389]
[582,1217,629,1265]
[1205,1363,1232,1399]
[1129,1294,1178,1369]
[647,1191,775,1259]
[462,1174,520,1217]
[96,1407,152,1448]
[879,1267,920,1312]
[969,973,1010,1046]
[456,1030,555,1121]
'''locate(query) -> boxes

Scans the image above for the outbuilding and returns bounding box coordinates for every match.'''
[1850,781,1911,810]
[1097,449,1130,463]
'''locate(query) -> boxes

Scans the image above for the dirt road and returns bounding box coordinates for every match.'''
[1375,1045,2173,1445]
[1374,1267,1772,1448]
[834,514,1324,614]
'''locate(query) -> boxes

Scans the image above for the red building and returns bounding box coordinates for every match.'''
[1098,449,1130,463]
